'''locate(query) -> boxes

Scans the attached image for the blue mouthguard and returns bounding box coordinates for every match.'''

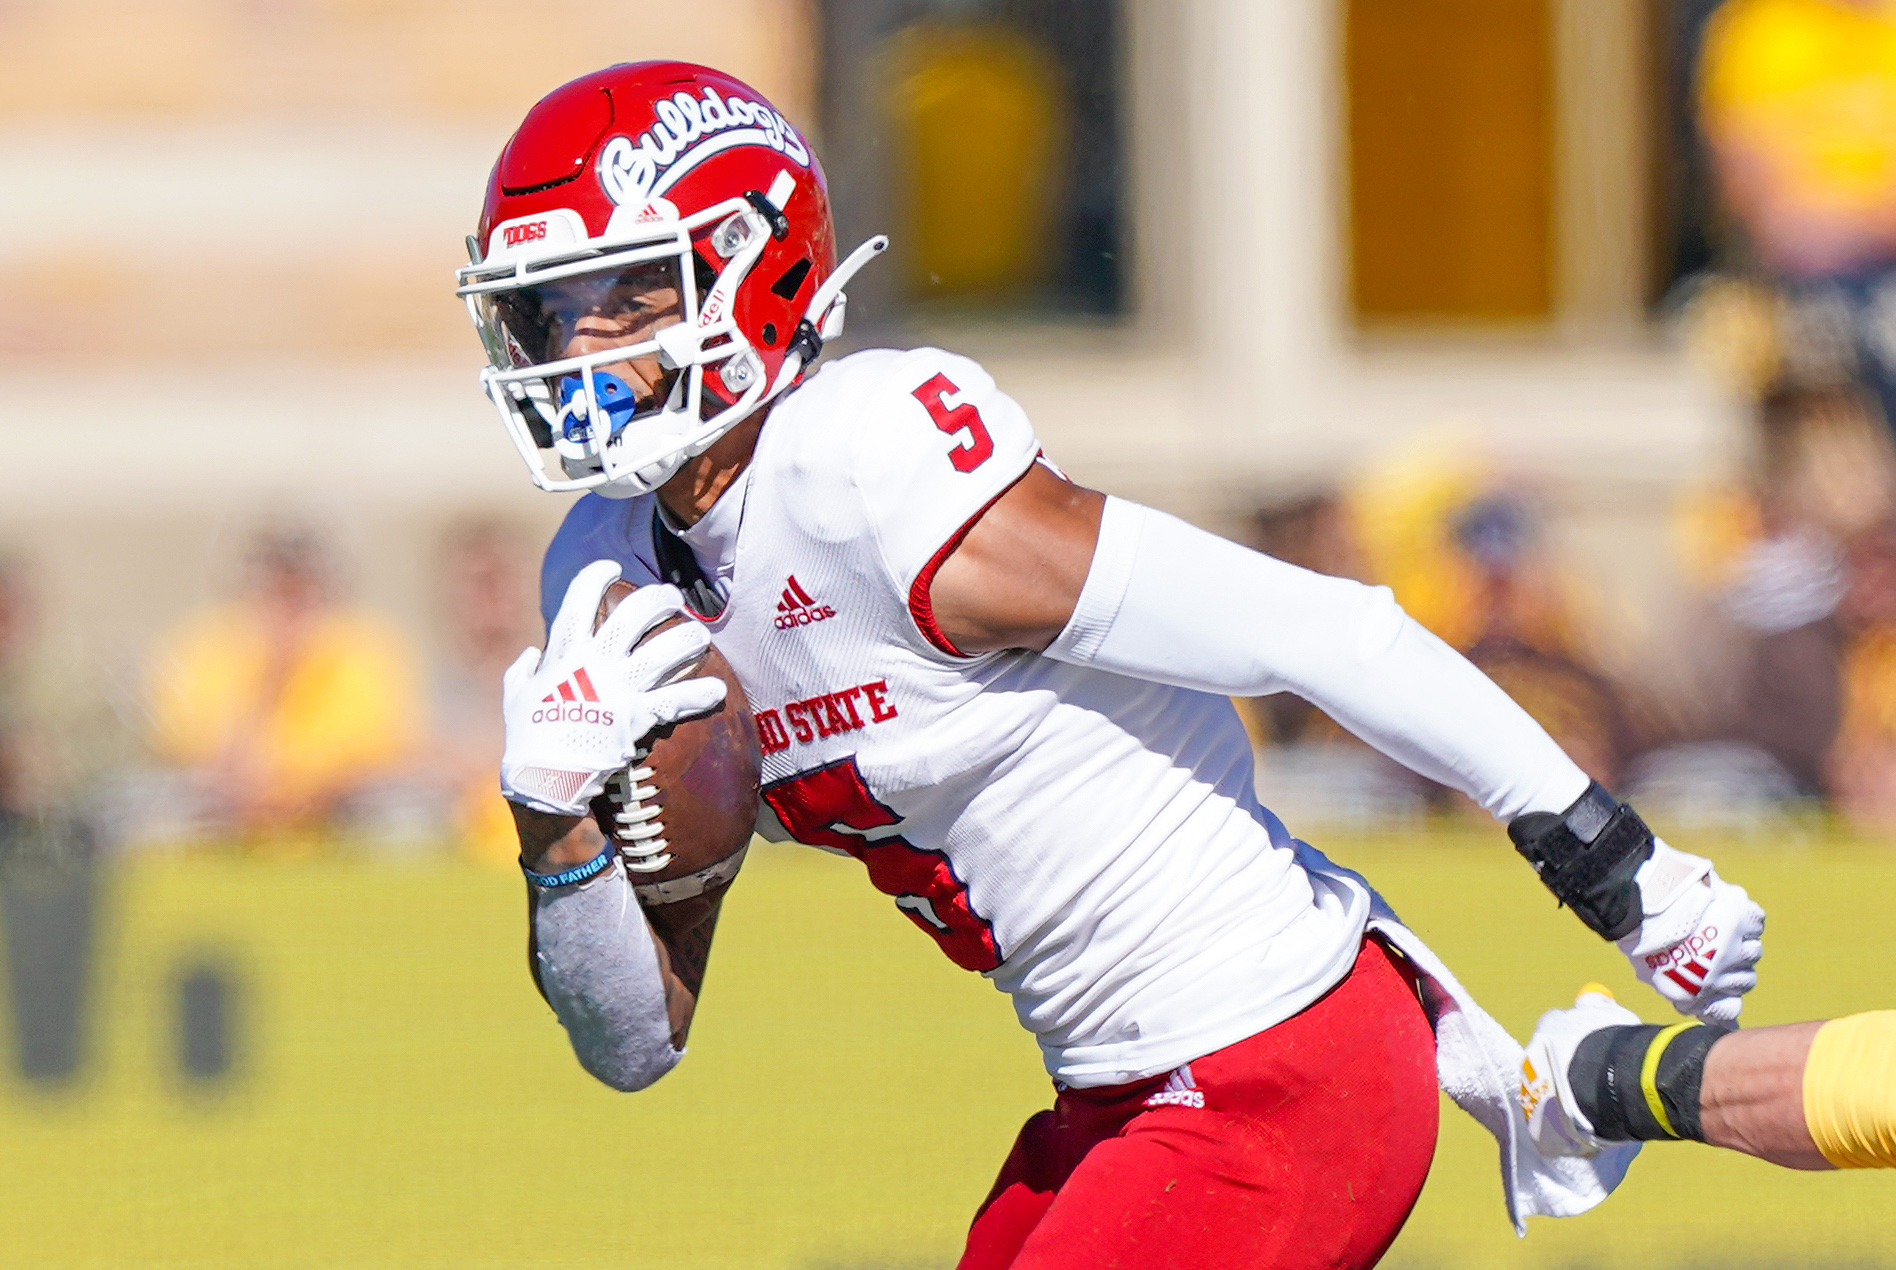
[556,371,642,444]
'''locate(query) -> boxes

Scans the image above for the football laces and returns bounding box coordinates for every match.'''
[607,750,672,873]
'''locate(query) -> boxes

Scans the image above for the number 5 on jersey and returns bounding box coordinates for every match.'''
[912,373,994,473]
[762,756,1002,972]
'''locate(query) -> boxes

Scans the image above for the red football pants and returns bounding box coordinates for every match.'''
[959,938,1439,1270]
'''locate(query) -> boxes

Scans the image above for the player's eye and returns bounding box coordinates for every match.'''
[597,272,681,326]
[487,261,683,364]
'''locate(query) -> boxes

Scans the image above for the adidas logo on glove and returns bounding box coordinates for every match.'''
[531,669,617,725]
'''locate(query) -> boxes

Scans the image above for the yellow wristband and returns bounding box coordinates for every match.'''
[1640,1022,1698,1139]
[1804,1011,1896,1169]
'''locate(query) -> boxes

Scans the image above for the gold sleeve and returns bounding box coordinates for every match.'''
[1804,1011,1896,1169]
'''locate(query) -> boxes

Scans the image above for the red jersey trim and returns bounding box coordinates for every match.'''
[907,468,1034,658]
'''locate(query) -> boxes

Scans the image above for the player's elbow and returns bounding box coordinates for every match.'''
[573,1036,683,1092]
[1269,578,1417,703]
[1341,581,1409,660]
[549,991,684,1092]
[1283,575,1410,671]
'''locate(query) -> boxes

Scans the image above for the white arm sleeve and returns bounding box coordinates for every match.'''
[1044,497,1590,821]
[530,865,682,1092]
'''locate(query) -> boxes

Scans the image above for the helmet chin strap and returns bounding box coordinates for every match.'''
[588,424,697,499]
[769,235,890,397]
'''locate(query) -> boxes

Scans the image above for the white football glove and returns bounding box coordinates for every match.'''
[1615,841,1765,1026]
[500,561,727,817]
[1521,983,1645,1157]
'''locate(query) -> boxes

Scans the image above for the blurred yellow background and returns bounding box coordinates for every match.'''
[3,831,1891,1269]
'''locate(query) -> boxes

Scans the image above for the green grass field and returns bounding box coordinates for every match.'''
[1,830,1891,1268]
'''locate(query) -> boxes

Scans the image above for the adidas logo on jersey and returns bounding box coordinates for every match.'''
[531,668,616,725]
[774,575,837,630]
[1143,1063,1205,1109]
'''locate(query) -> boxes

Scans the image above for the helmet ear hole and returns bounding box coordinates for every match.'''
[761,322,779,347]
[770,257,813,301]
[522,410,553,449]
[692,250,719,298]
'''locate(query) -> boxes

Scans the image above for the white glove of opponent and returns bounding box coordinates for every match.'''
[500,560,727,817]
[1616,841,1765,1026]
[1520,984,1643,1157]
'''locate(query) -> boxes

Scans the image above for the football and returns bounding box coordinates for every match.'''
[589,578,761,902]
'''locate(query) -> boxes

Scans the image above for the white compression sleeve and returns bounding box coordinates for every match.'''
[531,864,682,1092]
[1044,497,1590,821]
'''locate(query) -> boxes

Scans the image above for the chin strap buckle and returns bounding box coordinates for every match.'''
[785,319,823,369]
[767,235,891,398]
[741,190,790,241]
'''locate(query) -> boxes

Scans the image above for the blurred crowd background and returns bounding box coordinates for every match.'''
[13,0,1896,862]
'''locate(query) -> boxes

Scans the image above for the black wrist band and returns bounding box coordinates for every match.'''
[521,842,618,888]
[1570,1021,1722,1142]
[1507,781,1654,941]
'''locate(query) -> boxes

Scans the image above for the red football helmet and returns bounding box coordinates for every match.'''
[456,62,885,496]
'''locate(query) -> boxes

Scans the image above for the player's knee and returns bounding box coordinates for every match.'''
[1804,1011,1896,1168]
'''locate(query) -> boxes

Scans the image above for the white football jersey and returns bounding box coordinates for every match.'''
[541,348,1370,1087]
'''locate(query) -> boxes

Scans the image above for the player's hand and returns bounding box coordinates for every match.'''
[500,561,727,817]
[1614,841,1764,1026]
[1521,983,1643,1157]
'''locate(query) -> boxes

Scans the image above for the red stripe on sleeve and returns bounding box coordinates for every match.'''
[907,470,1032,658]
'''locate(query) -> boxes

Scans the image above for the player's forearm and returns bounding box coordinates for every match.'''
[1702,1014,1896,1169]
[528,864,684,1092]
[643,887,728,1045]
[1278,609,1589,818]
[1044,497,1588,819]
[513,802,713,1043]
[1539,1007,1896,1170]
[1700,1021,1832,1169]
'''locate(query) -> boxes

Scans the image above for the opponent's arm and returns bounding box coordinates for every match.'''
[930,469,1764,1022]
[1526,986,1896,1171]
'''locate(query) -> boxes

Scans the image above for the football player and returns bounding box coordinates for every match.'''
[463,63,1773,1267]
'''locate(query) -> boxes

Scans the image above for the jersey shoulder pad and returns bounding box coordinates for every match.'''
[538,492,663,631]
[786,347,1040,588]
